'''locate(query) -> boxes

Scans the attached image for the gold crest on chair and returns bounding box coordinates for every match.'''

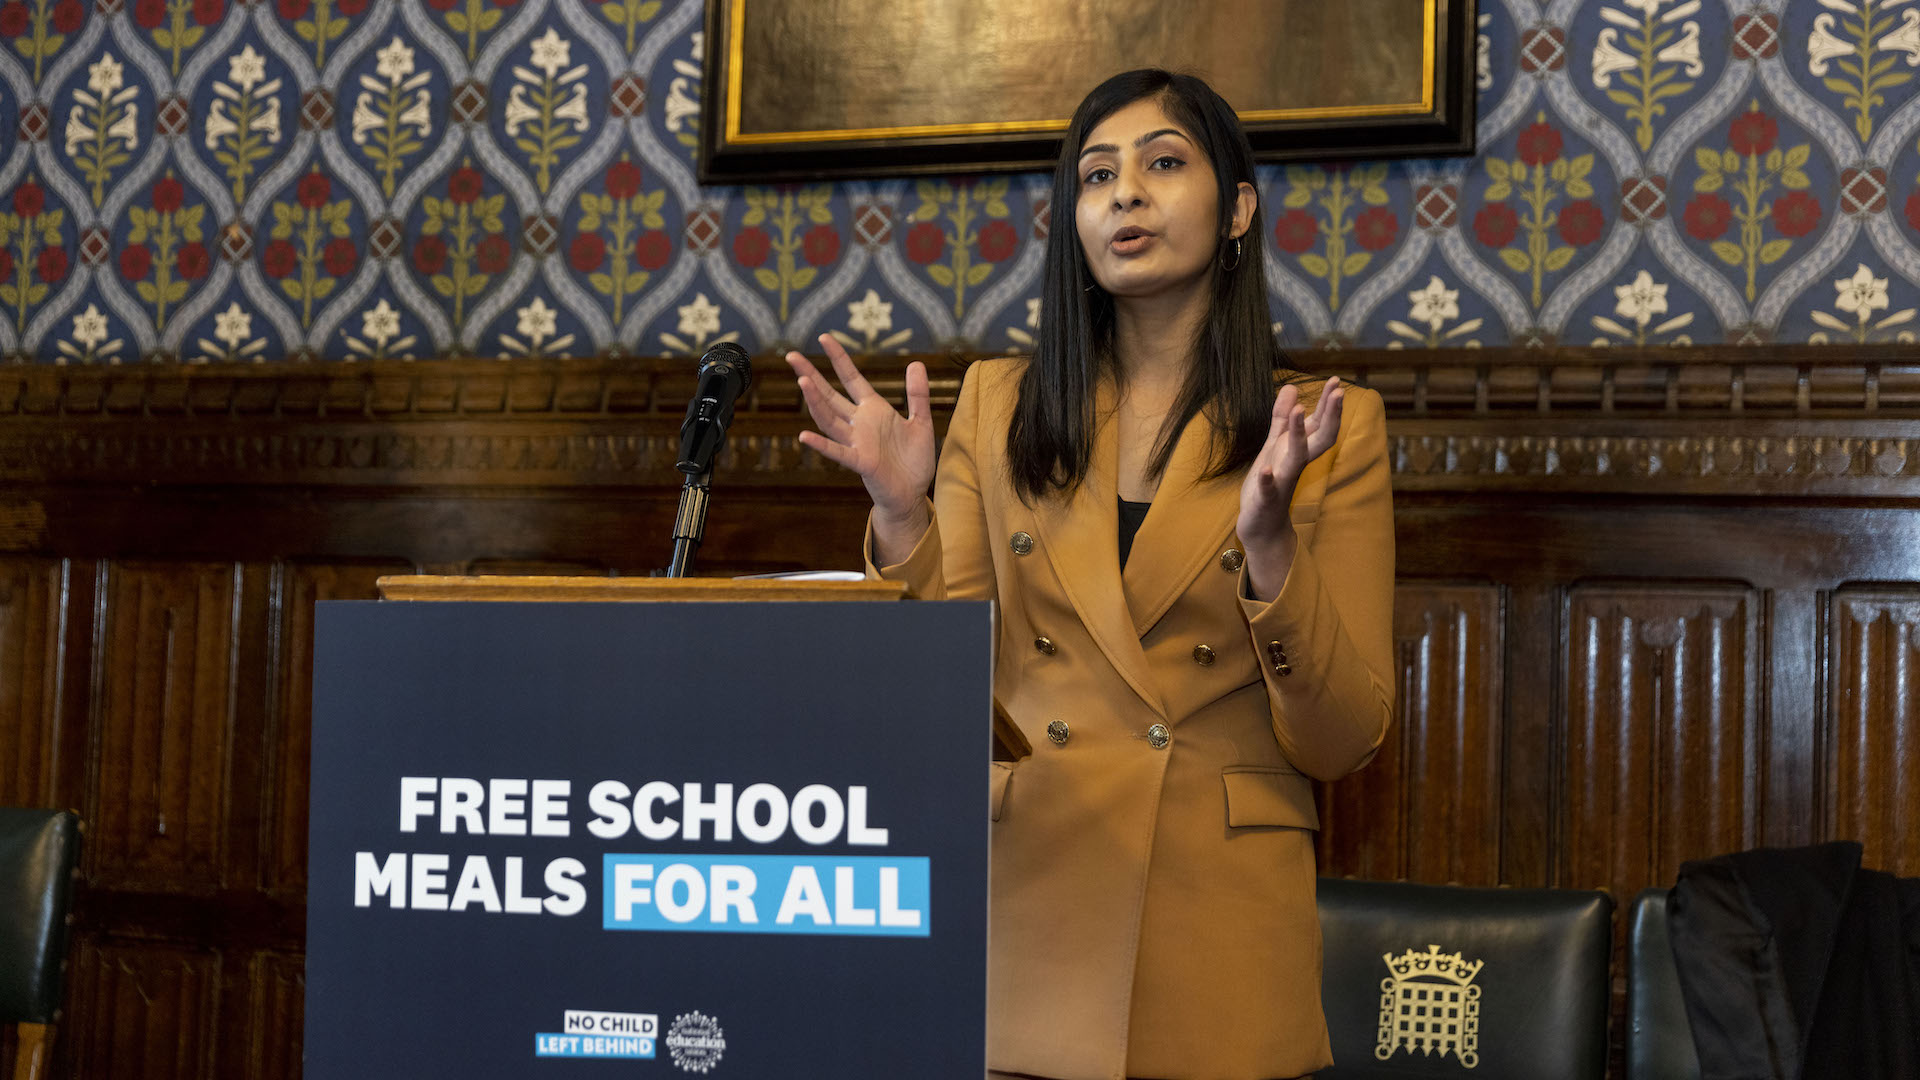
[1376,945,1484,1068]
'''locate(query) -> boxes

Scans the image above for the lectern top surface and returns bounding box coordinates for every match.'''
[376,575,911,603]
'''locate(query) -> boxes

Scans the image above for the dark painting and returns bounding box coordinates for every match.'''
[701,0,1475,182]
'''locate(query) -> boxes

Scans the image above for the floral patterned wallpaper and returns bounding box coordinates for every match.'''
[1,0,1919,364]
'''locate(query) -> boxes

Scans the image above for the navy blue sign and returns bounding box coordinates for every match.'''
[306,600,991,1078]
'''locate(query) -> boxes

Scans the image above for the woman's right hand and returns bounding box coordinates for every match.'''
[785,334,935,550]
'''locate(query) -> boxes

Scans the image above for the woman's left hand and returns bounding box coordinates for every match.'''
[1237,376,1345,602]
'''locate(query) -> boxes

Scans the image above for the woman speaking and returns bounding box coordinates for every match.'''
[786,69,1396,1080]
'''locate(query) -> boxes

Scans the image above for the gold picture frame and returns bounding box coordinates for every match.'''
[699,0,1476,183]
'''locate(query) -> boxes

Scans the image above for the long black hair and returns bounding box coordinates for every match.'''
[1008,68,1301,502]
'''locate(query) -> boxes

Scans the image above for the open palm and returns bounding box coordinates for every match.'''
[1238,376,1345,548]
[785,334,936,525]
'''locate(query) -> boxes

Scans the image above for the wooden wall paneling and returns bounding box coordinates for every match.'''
[463,558,618,575]
[63,938,220,1080]
[618,483,877,577]
[1763,588,1820,850]
[241,952,304,1080]
[1318,582,1504,884]
[262,561,413,899]
[1561,583,1765,1076]
[21,486,871,579]
[1398,583,1505,885]
[85,561,240,893]
[51,559,97,818]
[3,349,1917,1080]
[1561,584,1763,899]
[0,558,66,806]
[1826,587,1920,875]
[220,562,274,908]
[1501,583,1559,888]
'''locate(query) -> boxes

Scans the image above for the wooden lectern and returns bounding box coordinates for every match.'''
[374,575,1031,761]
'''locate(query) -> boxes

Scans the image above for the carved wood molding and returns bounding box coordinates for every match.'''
[7,346,1919,415]
[5,351,1918,496]
[1388,421,1920,494]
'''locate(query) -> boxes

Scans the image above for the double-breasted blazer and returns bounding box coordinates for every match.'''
[864,357,1396,1080]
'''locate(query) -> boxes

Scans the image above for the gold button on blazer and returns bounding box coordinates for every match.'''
[864,358,1396,1080]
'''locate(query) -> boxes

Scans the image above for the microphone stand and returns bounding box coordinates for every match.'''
[666,469,711,578]
[661,342,751,578]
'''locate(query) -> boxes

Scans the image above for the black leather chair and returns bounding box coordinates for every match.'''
[1625,887,1702,1080]
[1316,878,1613,1079]
[0,809,81,1080]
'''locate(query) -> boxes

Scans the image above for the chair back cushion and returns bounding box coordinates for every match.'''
[1625,888,1702,1080]
[0,808,82,1024]
[1316,878,1612,1079]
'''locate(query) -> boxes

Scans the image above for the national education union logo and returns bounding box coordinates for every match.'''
[665,1011,727,1074]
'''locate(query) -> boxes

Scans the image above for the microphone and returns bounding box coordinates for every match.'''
[665,343,752,576]
[676,342,753,476]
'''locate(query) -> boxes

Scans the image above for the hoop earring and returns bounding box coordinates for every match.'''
[1220,236,1242,272]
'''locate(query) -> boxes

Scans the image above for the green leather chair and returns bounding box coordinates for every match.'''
[1316,878,1614,1079]
[1625,887,1703,1080]
[0,809,81,1080]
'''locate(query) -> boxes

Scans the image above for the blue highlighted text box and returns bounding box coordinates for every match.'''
[534,1033,655,1059]
[602,853,930,937]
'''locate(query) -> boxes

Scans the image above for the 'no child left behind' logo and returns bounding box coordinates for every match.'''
[667,1011,727,1074]
[535,1009,659,1060]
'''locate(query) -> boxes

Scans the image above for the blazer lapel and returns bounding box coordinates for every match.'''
[1031,382,1166,719]
[1121,414,1243,637]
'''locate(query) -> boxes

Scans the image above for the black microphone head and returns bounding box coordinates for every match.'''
[698,341,752,393]
[678,343,753,476]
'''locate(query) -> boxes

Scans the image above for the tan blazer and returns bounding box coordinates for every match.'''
[867,358,1396,1080]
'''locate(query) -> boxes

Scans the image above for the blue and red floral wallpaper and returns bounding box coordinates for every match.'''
[0,0,1918,363]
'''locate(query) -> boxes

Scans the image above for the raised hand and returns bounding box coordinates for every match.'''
[785,334,936,551]
[1237,376,1345,601]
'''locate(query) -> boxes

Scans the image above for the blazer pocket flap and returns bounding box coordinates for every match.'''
[990,761,1014,822]
[1222,766,1319,830]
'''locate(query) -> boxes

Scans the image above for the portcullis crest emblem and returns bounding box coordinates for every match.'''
[1377,944,1483,1067]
